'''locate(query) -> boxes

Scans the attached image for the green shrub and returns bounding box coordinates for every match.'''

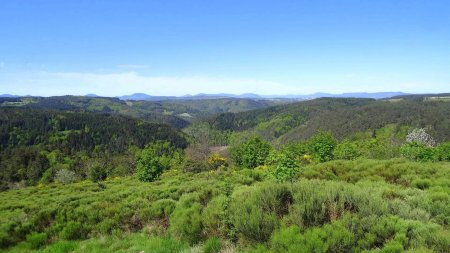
[39,164,67,184]
[26,232,48,249]
[267,151,299,182]
[203,195,227,237]
[309,131,337,162]
[169,194,203,244]
[269,220,354,253]
[203,237,222,253]
[400,142,435,162]
[89,164,108,182]
[434,142,450,161]
[230,136,272,168]
[333,140,360,160]
[230,183,293,243]
[136,141,182,182]
[59,221,85,240]
[141,199,177,221]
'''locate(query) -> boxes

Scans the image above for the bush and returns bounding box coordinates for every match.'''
[39,164,67,184]
[54,169,76,184]
[59,221,85,240]
[203,195,227,237]
[136,141,182,182]
[89,164,108,182]
[203,237,222,253]
[434,142,450,161]
[169,194,203,244]
[231,183,293,243]
[26,232,48,249]
[230,136,272,168]
[309,131,337,162]
[333,140,360,160]
[269,221,354,253]
[207,153,227,170]
[400,142,435,162]
[267,151,299,182]
[141,199,177,221]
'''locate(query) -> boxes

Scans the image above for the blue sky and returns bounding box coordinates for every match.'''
[0,0,449,96]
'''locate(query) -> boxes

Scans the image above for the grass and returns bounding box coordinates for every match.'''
[5,234,188,253]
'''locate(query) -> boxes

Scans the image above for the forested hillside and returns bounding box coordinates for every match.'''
[204,96,450,144]
[0,108,187,190]
[0,96,280,129]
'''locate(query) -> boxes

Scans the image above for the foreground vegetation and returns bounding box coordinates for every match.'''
[1,158,449,252]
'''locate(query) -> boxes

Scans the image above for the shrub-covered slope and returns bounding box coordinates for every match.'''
[206,96,450,144]
[0,159,448,252]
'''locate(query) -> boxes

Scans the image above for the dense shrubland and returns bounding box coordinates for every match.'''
[0,158,448,252]
[1,125,449,252]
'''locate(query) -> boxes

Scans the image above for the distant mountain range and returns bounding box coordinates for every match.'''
[116,92,410,101]
[0,92,410,100]
[0,94,19,98]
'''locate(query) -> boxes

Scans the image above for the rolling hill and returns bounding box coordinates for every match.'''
[0,96,281,129]
[205,95,450,144]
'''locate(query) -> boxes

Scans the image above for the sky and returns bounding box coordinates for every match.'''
[0,0,449,96]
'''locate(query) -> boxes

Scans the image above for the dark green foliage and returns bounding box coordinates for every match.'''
[0,108,187,151]
[184,122,231,146]
[203,97,450,144]
[309,131,337,162]
[1,96,278,129]
[88,164,108,182]
[209,98,373,134]
[230,136,272,168]
[0,146,50,186]
[136,141,182,182]
[0,108,188,189]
